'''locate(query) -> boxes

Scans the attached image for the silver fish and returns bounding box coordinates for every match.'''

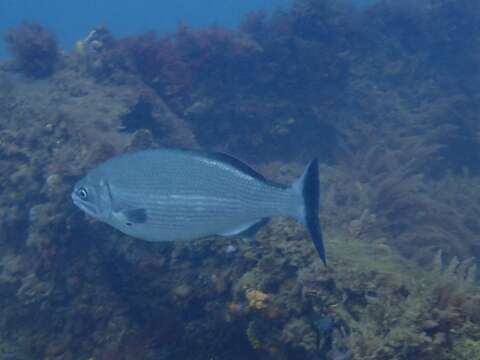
[71,149,326,264]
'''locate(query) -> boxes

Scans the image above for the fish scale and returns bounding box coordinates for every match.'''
[72,148,327,265]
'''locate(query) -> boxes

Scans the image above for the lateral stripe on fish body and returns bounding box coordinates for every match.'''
[71,149,327,265]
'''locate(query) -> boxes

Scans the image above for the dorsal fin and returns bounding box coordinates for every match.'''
[204,151,286,189]
[168,148,286,189]
[209,152,267,182]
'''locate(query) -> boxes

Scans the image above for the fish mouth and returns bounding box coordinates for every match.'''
[71,192,98,218]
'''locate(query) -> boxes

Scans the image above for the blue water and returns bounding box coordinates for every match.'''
[0,0,292,58]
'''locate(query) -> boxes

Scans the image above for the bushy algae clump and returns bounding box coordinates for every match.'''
[4,22,59,78]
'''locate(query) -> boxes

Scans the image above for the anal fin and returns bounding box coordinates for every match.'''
[220,218,270,240]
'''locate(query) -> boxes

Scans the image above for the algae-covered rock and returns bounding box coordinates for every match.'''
[1,0,480,359]
[281,318,317,352]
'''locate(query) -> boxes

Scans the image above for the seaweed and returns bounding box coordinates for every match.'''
[0,0,480,359]
[327,120,480,262]
[4,22,59,78]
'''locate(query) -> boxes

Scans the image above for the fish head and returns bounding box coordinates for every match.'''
[71,174,112,222]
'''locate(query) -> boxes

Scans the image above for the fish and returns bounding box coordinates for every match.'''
[71,149,326,265]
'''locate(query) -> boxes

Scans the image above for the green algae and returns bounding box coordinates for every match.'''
[318,236,480,360]
[231,229,480,359]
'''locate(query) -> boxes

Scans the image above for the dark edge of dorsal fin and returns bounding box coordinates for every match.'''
[174,148,287,189]
[209,152,266,180]
[208,152,288,189]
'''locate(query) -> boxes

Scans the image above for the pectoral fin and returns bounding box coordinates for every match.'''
[113,207,148,226]
[125,208,148,223]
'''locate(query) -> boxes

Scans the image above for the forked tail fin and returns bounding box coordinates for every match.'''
[294,159,326,266]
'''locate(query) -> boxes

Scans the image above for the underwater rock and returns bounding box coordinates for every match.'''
[183,98,214,118]
[74,27,122,80]
[16,274,52,303]
[44,339,68,358]
[45,173,62,188]
[281,318,318,353]
[171,284,193,300]
[225,244,237,254]
[127,129,154,151]
[75,27,116,56]
[422,319,440,332]
[0,254,29,283]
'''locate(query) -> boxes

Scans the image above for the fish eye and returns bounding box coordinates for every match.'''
[78,187,88,200]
